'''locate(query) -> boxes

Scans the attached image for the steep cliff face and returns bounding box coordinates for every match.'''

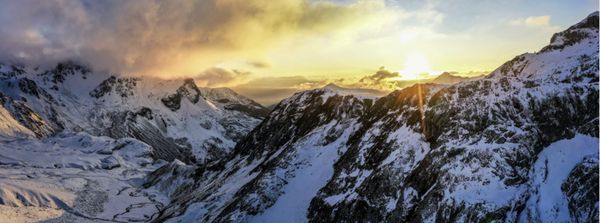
[149,12,599,223]
[0,63,268,164]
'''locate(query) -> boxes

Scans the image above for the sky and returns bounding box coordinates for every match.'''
[0,0,597,104]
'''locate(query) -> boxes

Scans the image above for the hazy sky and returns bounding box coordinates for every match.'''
[0,0,597,88]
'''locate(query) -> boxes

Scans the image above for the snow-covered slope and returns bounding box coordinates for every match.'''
[149,12,599,223]
[0,63,268,164]
[0,132,169,222]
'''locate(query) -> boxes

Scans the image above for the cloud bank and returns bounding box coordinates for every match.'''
[0,0,387,77]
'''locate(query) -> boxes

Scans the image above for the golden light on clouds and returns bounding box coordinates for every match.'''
[0,0,593,92]
[137,0,402,77]
[0,0,396,78]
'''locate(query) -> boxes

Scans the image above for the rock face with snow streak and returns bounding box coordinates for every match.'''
[149,12,599,222]
[0,64,268,164]
[148,87,373,222]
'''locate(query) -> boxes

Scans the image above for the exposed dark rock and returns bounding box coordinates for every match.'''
[42,61,92,84]
[161,79,202,111]
[561,157,599,223]
[90,76,117,98]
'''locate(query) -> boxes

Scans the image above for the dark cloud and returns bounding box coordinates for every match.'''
[0,0,383,77]
[359,66,401,84]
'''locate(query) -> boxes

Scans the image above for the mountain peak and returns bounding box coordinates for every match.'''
[323,83,345,91]
[488,12,598,80]
[574,11,599,30]
[435,72,455,79]
[542,11,598,53]
[429,72,476,85]
[49,61,91,75]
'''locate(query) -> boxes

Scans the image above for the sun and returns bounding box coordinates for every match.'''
[401,53,432,79]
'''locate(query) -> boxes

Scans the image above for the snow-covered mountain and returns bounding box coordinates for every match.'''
[0,62,269,221]
[0,63,268,164]
[147,12,599,222]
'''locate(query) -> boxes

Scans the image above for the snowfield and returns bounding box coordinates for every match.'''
[0,133,169,222]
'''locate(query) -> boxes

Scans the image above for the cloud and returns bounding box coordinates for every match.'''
[0,0,390,77]
[194,68,251,87]
[509,15,560,32]
[359,67,400,84]
[524,16,551,26]
[510,15,549,26]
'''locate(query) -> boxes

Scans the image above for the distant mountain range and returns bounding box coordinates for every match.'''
[377,71,485,89]
[233,72,483,107]
[320,73,484,98]
[232,76,319,106]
